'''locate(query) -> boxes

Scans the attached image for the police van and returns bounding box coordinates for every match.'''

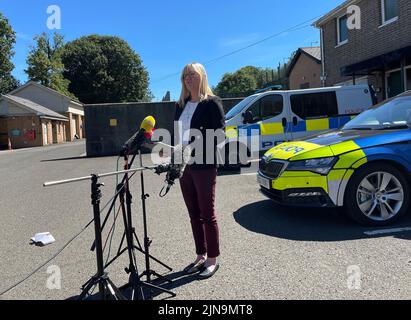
[224,85,376,164]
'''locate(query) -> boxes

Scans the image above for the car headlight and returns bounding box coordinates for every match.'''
[286,157,338,175]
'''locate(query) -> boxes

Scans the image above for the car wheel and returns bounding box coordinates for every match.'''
[344,163,410,226]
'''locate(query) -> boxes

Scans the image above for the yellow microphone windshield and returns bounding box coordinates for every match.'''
[141,116,156,132]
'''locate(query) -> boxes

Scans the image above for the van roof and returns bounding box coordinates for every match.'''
[252,84,369,97]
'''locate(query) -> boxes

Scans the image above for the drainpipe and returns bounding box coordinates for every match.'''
[320,28,326,87]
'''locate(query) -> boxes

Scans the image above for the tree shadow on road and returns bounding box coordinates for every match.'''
[233,200,411,242]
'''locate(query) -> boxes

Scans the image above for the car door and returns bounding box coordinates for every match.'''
[240,93,291,151]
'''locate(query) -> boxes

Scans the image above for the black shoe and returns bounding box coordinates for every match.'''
[198,264,219,280]
[183,261,205,274]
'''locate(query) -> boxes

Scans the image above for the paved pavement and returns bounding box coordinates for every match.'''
[1,141,411,300]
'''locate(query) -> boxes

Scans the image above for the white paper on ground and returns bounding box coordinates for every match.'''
[30,232,55,246]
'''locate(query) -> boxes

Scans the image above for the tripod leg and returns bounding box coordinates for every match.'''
[105,278,127,300]
[78,276,101,300]
[132,230,173,271]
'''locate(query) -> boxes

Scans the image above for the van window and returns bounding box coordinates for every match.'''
[247,100,261,123]
[261,95,283,120]
[290,91,338,119]
[245,94,283,123]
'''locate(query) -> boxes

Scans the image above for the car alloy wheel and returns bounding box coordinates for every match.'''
[356,171,404,222]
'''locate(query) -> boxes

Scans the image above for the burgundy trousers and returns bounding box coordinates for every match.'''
[179,165,220,258]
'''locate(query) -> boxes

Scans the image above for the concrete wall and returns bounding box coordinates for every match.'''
[85,98,243,157]
[289,53,322,90]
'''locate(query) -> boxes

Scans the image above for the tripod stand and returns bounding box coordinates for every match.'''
[78,174,125,300]
[43,148,178,300]
[99,150,175,299]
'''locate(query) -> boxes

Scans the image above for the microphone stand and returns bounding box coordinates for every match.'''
[136,149,174,290]
[116,150,175,299]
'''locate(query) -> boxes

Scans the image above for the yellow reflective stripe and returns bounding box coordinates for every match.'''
[272,176,328,192]
[352,157,367,168]
[327,169,347,181]
[291,146,334,161]
[330,141,360,155]
[334,150,367,169]
[225,126,238,138]
[265,141,324,160]
[260,122,284,135]
[306,118,329,131]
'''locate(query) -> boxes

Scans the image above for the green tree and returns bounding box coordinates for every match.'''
[25,32,75,98]
[61,35,151,104]
[0,12,17,94]
[214,65,280,97]
[214,70,257,97]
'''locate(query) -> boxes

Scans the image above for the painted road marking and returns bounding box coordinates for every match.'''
[364,227,411,236]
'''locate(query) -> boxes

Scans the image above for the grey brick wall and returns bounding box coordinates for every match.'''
[321,0,411,86]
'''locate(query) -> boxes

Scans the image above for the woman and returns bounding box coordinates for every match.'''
[174,63,225,280]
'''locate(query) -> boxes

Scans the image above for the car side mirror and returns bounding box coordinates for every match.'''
[243,110,253,124]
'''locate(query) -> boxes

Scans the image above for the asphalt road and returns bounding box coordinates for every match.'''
[1,141,411,300]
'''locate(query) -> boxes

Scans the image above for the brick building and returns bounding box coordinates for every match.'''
[287,47,322,90]
[0,82,84,149]
[314,0,411,101]
[0,95,68,149]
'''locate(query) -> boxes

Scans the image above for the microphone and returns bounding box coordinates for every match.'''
[121,116,156,156]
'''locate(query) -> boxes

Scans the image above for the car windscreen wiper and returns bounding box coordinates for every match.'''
[343,127,376,131]
[375,124,411,130]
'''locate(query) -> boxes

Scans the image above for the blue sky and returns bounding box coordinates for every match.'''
[0,0,344,101]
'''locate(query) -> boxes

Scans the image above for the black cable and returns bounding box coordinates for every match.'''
[0,162,151,297]
[0,218,94,297]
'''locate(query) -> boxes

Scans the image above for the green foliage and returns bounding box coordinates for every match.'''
[0,12,17,94]
[61,35,151,104]
[25,32,76,99]
[214,65,280,98]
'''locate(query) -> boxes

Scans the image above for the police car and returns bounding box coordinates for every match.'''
[224,85,375,165]
[258,91,411,226]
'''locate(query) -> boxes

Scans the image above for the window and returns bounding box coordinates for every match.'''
[290,91,338,120]
[261,95,283,120]
[246,100,261,123]
[337,15,348,45]
[381,0,398,24]
[245,94,284,123]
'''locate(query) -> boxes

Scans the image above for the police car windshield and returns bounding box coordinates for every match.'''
[225,95,258,121]
[343,95,411,131]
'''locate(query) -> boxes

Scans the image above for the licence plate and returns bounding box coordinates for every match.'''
[257,175,270,189]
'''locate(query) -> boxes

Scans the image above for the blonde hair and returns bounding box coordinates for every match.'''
[178,62,214,107]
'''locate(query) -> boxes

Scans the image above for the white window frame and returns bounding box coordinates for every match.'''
[380,0,399,27]
[336,14,349,47]
[385,65,411,98]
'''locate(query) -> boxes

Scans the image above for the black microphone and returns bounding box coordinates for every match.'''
[121,116,155,156]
